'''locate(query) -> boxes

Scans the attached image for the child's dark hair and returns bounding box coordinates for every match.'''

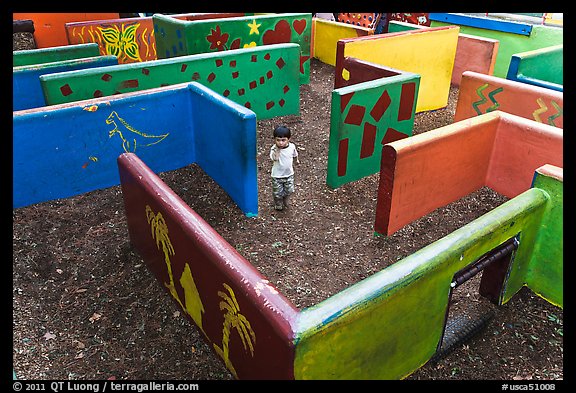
[273,125,291,138]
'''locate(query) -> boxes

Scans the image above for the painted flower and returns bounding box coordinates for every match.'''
[99,23,142,62]
[243,42,257,49]
[206,25,229,51]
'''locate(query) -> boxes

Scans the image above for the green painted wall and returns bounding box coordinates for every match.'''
[39,44,301,120]
[293,189,549,379]
[430,22,563,78]
[510,44,563,86]
[154,13,312,84]
[525,168,563,307]
[326,74,419,188]
[13,43,100,67]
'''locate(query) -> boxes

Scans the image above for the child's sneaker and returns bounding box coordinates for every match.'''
[274,198,284,210]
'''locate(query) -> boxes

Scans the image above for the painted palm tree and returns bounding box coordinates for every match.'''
[213,283,256,378]
[146,206,182,307]
[145,205,206,335]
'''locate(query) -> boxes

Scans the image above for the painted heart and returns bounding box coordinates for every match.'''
[262,20,291,45]
[292,19,307,35]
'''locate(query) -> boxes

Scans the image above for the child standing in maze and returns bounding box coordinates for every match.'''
[270,125,300,211]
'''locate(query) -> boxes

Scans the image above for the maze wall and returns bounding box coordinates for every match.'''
[13,55,118,111]
[118,153,298,379]
[12,13,120,48]
[312,18,372,66]
[295,168,562,379]
[39,43,301,120]
[13,43,100,67]
[65,13,247,64]
[327,57,419,188]
[119,149,563,379]
[430,14,563,78]
[153,13,312,84]
[455,71,563,128]
[374,111,563,236]
[388,21,499,87]
[335,26,459,112]
[506,44,563,91]
[14,82,259,216]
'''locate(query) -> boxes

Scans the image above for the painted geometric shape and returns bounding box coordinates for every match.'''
[369,90,391,122]
[381,127,409,145]
[338,138,349,177]
[360,122,377,159]
[344,104,366,126]
[398,82,416,121]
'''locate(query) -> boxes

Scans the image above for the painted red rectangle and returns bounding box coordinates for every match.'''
[338,138,349,177]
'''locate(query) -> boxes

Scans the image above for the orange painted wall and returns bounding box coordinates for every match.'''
[375,111,563,236]
[486,116,563,197]
[65,13,246,63]
[451,34,498,86]
[376,115,498,235]
[13,13,119,48]
[455,71,563,128]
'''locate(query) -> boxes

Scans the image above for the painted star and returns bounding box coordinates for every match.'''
[248,19,261,35]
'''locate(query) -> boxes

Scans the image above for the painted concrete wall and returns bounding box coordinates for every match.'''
[335,26,459,112]
[153,13,312,84]
[13,55,118,111]
[118,153,298,379]
[12,13,120,48]
[524,165,563,307]
[312,18,372,66]
[39,43,301,120]
[65,13,247,64]
[13,43,100,67]
[455,71,563,128]
[506,44,563,91]
[327,58,419,188]
[374,111,563,236]
[295,181,559,379]
[430,15,563,78]
[13,82,259,216]
[388,21,499,87]
[118,140,562,380]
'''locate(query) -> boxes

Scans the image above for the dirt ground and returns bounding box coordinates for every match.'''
[13,31,563,381]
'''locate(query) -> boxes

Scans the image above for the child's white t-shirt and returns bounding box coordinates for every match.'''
[270,142,298,178]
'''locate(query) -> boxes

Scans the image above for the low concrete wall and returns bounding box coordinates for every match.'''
[65,13,247,63]
[153,13,312,84]
[455,70,563,128]
[14,82,259,216]
[506,44,563,91]
[388,21,499,87]
[118,152,299,379]
[327,57,420,188]
[13,43,100,66]
[374,111,563,236]
[13,55,118,111]
[335,25,459,112]
[39,43,301,120]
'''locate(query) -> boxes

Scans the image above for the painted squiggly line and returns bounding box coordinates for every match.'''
[486,87,503,112]
[472,84,489,115]
[548,101,563,127]
[532,97,548,123]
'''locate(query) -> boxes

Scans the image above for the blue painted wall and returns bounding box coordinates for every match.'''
[13,82,258,216]
[13,56,118,111]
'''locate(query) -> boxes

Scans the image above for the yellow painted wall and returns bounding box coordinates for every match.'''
[313,18,372,66]
[342,26,459,112]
